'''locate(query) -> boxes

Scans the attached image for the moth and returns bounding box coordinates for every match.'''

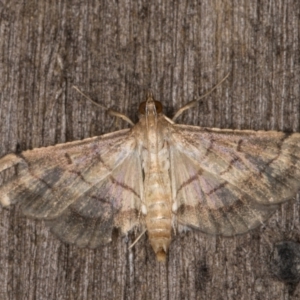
[1,87,300,262]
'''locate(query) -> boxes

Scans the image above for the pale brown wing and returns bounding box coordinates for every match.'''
[169,125,300,235]
[0,129,143,248]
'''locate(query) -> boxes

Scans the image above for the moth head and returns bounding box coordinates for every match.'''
[139,92,163,115]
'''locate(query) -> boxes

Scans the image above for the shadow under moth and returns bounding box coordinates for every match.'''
[1,80,300,262]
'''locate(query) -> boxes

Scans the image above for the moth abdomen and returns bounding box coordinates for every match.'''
[144,171,172,262]
[146,201,172,262]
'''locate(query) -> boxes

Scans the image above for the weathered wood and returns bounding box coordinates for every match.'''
[1,0,300,299]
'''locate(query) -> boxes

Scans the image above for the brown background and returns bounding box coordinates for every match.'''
[1,0,300,299]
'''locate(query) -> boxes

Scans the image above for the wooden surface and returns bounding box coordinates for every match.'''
[1,0,300,299]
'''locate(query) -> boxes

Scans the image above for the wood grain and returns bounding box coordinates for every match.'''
[1,0,300,299]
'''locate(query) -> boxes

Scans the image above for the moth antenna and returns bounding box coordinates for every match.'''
[72,86,134,126]
[128,229,147,249]
[172,72,230,121]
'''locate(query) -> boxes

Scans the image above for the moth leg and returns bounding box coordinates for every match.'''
[128,229,147,249]
[171,215,178,236]
[172,73,230,122]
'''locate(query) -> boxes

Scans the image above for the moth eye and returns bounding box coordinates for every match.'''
[154,101,163,113]
[138,101,163,114]
[138,101,146,114]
